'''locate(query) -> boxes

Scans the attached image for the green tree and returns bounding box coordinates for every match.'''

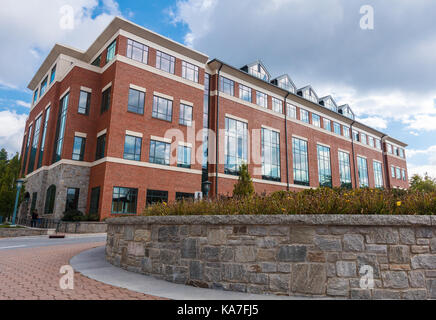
[232,163,255,197]
[0,152,23,220]
[410,173,436,193]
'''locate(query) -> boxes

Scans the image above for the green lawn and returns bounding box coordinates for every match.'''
[0,224,24,229]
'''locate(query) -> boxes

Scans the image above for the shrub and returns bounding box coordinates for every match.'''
[62,210,100,222]
[232,163,255,198]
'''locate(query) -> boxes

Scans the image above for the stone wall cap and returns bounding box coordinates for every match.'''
[106,215,435,226]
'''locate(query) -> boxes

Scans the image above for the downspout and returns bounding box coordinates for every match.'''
[350,121,358,189]
[215,63,224,197]
[380,134,390,189]
[284,93,291,191]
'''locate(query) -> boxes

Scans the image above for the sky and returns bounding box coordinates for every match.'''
[0,0,435,177]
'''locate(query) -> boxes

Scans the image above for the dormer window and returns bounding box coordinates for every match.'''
[273,75,296,93]
[241,61,270,82]
[320,96,338,112]
[338,105,355,120]
[298,86,318,104]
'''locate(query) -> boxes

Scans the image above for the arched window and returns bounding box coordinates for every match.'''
[44,185,56,214]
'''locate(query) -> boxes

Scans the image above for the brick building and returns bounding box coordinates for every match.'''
[19,17,409,221]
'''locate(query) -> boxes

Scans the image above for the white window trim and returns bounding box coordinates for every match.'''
[292,134,308,141]
[317,142,331,148]
[60,87,70,100]
[261,125,280,133]
[97,129,107,137]
[102,82,112,92]
[126,130,143,138]
[75,132,87,138]
[180,99,194,107]
[153,91,173,101]
[225,113,248,123]
[178,141,193,148]
[130,84,146,93]
[80,86,92,93]
[150,135,172,144]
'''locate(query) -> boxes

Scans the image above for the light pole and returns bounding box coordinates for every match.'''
[11,179,24,226]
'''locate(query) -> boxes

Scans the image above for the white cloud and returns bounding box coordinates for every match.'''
[15,100,31,108]
[0,111,27,155]
[356,116,387,130]
[408,164,436,179]
[0,0,122,89]
[406,145,436,178]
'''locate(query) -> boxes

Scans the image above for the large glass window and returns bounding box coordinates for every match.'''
[262,128,281,181]
[278,77,294,92]
[149,140,170,165]
[72,136,86,161]
[399,149,405,158]
[38,107,50,169]
[333,122,341,135]
[300,109,309,123]
[146,189,168,206]
[317,145,332,187]
[353,131,360,142]
[387,144,393,154]
[28,116,42,174]
[338,151,352,189]
[179,104,192,126]
[256,91,267,108]
[95,134,106,160]
[44,185,56,214]
[156,51,175,74]
[106,40,116,63]
[396,167,401,180]
[112,187,137,214]
[401,169,406,181]
[91,55,101,67]
[292,137,309,186]
[272,98,283,114]
[177,145,191,168]
[312,114,321,127]
[391,166,396,178]
[324,119,331,132]
[176,192,195,201]
[23,124,32,174]
[239,84,251,102]
[50,65,56,84]
[78,90,91,115]
[152,96,173,122]
[287,104,297,119]
[40,77,48,97]
[89,187,100,215]
[368,136,375,148]
[101,87,111,114]
[124,135,142,161]
[33,89,38,105]
[343,126,350,138]
[373,161,384,188]
[126,39,148,64]
[360,133,367,145]
[224,117,248,175]
[375,139,382,150]
[128,88,145,115]
[219,76,234,96]
[357,156,369,188]
[182,61,199,82]
[65,188,80,212]
[53,93,69,163]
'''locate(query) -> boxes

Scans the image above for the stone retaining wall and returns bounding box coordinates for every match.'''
[56,222,107,234]
[0,227,53,238]
[106,215,436,299]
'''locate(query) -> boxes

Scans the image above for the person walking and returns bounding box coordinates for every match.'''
[31,210,38,228]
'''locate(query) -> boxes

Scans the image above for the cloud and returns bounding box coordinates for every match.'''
[0,0,122,90]
[356,116,387,130]
[406,145,436,178]
[0,110,27,155]
[15,100,31,108]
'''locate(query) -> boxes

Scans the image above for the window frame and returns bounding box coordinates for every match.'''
[72,136,86,161]
[292,137,309,186]
[78,90,91,115]
[152,95,173,122]
[156,50,175,74]
[101,87,111,114]
[126,38,149,64]
[95,134,106,160]
[65,188,80,212]
[317,144,332,188]
[179,103,193,126]
[177,145,192,169]
[123,135,142,161]
[127,88,145,115]
[149,140,171,166]
[261,128,281,182]
[112,187,138,214]
[181,61,199,83]
[256,91,268,108]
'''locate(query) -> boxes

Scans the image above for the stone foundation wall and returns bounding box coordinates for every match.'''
[56,222,107,234]
[106,215,436,299]
[0,228,53,238]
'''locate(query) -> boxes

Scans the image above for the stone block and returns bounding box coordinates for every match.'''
[255,237,278,249]
[204,267,221,282]
[343,234,365,252]
[430,238,436,253]
[201,246,220,262]
[417,239,429,245]
[430,280,436,299]
[314,236,342,251]
[189,260,203,280]
[411,246,430,254]
[411,254,436,269]
[415,227,433,238]
[268,226,289,236]
[388,245,410,264]
[260,262,277,273]
[327,278,349,297]
[366,244,387,255]
[307,252,325,262]
[277,263,292,273]
[381,271,409,289]
[269,274,290,293]
[223,264,246,282]
[248,226,267,236]
[409,271,425,288]
[291,264,326,295]
[208,229,227,245]
[256,249,276,261]
[158,226,179,242]
[336,261,357,277]
[127,242,144,257]
[399,228,415,245]
[402,289,427,300]
[357,254,380,278]
[134,229,151,242]
[124,226,135,241]
[289,227,315,244]
[233,226,247,234]
[235,246,256,262]
[220,247,234,262]
[277,245,307,262]
[366,228,399,244]
[389,264,411,271]
[160,249,177,265]
[181,238,197,259]
[249,273,268,285]
[350,289,371,300]
[373,290,401,300]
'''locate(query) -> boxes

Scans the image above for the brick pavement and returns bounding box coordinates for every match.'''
[0,242,164,300]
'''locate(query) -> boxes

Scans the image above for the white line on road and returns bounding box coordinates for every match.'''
[0,245,27,250]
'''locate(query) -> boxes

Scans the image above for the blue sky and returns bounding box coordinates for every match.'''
[0,0,435,177]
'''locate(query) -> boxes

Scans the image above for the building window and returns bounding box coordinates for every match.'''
[152,96,173,122]
[312,114,321,127]
[78,90,91,115]
[146,189,168,206]
[292,137,309,186]
[387,144,393,154]
[391,166,396,178]
[72,136,86,161]
[156,50,175,74]
[38,107,50,169]
[353,131,360,142]
[375,139,382,150]
[239,84,252,102]
[338,151,352,189]
[40,77,48,97]
[112,187,137,214]
[300,109,309,123]
[50,65,56,84]
[33,89,38,105]
[53,93,69,163]
[106,40,116,63]
[182,61,199,82]
[224,117,248,175]
[360,133,367,145]
[95,134,106,160]
[357,156,369,188]
[401,169,406,181]
[202,73,210,170]
[368,136,375,148]
[324,119,331,132]
[399,148,405,158]
[149,140,170,165]
[287,104,297,119]
[179,104,193,126]
[278,77,294,92]
[343,126,350,138]
[30,192,37,213]
[219,76,234,96]
[262,128,281,181]
[256,91,267,108]
[28,116,42,174]
[333,122,341,135]
[176,192,195,201]
[272,98,283,114]
[373,161,384,188]
[396,167,401,180]
[91,55,101,67]
[126,39,148,64]
[394,146,399,156]
[89,187,100,215]
[44,185,56,214]
[124,135,142,161]
[128,88,145,115]
[23,124,32,174]
[177,145,191,168]
[101,87,111,114]
[317,145,332,188]
[65,188,80,212]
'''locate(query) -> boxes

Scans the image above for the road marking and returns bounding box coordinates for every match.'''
[0,245,27,250]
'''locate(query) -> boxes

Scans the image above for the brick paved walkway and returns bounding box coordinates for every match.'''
[0,242,164,300]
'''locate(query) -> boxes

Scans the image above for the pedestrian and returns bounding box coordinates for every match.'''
[31,210,38,228]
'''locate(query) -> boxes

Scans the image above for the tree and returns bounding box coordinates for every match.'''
[409,173,436,193]
[232,163,255,197]
[0,151,23,219]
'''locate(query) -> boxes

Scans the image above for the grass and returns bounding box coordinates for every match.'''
[0,224,24,229]
[142,188,436,216]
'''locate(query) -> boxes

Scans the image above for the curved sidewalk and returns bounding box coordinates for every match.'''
[71,246,310,300]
